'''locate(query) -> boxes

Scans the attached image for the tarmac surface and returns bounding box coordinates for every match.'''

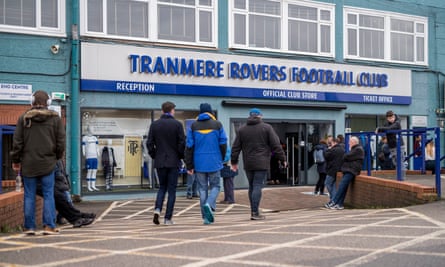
[1,180,445,267]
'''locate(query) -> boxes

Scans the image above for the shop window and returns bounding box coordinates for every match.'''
[81,108,198,190]
[81,0,217,47]
[0,0,66,36]
[344,7,427,65]
[230,0,334,57]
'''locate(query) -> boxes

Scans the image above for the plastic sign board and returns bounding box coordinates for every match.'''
[51,92,66,101]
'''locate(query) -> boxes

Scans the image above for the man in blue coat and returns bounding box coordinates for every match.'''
[147,101,185,225]
[185,103,227,225]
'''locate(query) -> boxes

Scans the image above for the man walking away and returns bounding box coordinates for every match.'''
[231,108,287,220]
[185,103,227,225]
[147,101,185,225]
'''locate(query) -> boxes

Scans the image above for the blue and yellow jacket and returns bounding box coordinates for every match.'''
[185,112,227,172]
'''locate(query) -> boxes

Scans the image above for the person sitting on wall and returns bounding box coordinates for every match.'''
[37,160,96,228]
[377,136,394,170]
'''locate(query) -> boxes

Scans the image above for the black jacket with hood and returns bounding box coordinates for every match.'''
[231,116,285,171]
[377,114,404,148]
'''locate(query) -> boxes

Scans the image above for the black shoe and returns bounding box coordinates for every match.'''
[72,218,84,228]
[73,218,94,228]
[81,213,96,219]
[56,216,69,225]
[153,209,160,225]
[251,213,266,220]
[81,217,94,227]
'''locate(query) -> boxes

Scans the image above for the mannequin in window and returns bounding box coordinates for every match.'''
[82,126,100,191]
[102,139,117,191]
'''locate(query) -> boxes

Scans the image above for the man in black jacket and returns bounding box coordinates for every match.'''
[231,108,286,220]
[38,160,96,228]
[324,135,345,202]
[147,101,185,225]
[376,110,405,169]
[325,136,364,210]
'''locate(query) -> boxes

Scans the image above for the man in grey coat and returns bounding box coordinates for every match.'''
[231,108,287,220]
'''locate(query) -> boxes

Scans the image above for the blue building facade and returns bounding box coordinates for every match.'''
[1,0,445,196]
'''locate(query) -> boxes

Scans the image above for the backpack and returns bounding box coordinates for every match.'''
[314,149,325,164]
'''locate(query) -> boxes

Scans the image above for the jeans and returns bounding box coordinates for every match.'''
[154,167,179,220]
[23,171,56,229]
[325,174,337,201]
[196,171,221,219]
[332,172,355,206]
[186,173,198,197]
[245,170,267,214]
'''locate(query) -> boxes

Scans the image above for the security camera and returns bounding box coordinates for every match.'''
[50,44,60,54]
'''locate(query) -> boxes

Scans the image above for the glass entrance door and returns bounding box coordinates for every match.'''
[230,119,334,187]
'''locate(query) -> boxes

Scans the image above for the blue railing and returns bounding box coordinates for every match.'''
[0,125,16,194]
[345,127,442,198]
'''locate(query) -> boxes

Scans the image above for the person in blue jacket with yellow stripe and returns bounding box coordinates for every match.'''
[185,103,227,225]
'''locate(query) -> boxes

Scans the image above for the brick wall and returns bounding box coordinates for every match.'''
[343,172,437,208]
[0,104,66,125]
[0,183,43,231]
[0,105,29,125]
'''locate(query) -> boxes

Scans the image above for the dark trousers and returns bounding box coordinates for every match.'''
[54,191,82,223]
[104,165,114,189]
[155,167,179,220]
[315,173,327,194]
[222,177,235,203]
[245,170,267,215]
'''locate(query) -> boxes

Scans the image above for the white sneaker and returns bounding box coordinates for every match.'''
[324,201,334,209]
[164,219,174,225]
[329,204,344,210]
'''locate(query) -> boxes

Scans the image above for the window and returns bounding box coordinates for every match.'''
[0,0,65,36]
[81,0,217,47]
[345,7,427,65]
[230,0,334,57]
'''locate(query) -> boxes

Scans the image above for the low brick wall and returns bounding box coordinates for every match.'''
[343,172,437,208]
[0,182,42,232]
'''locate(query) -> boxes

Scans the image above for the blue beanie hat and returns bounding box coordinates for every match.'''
[249,108,262,117]
[200,103,212,113]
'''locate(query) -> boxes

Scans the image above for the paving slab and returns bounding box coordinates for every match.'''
[1,186,445,267]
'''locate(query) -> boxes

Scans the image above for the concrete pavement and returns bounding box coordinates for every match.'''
[1,186,445,267]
